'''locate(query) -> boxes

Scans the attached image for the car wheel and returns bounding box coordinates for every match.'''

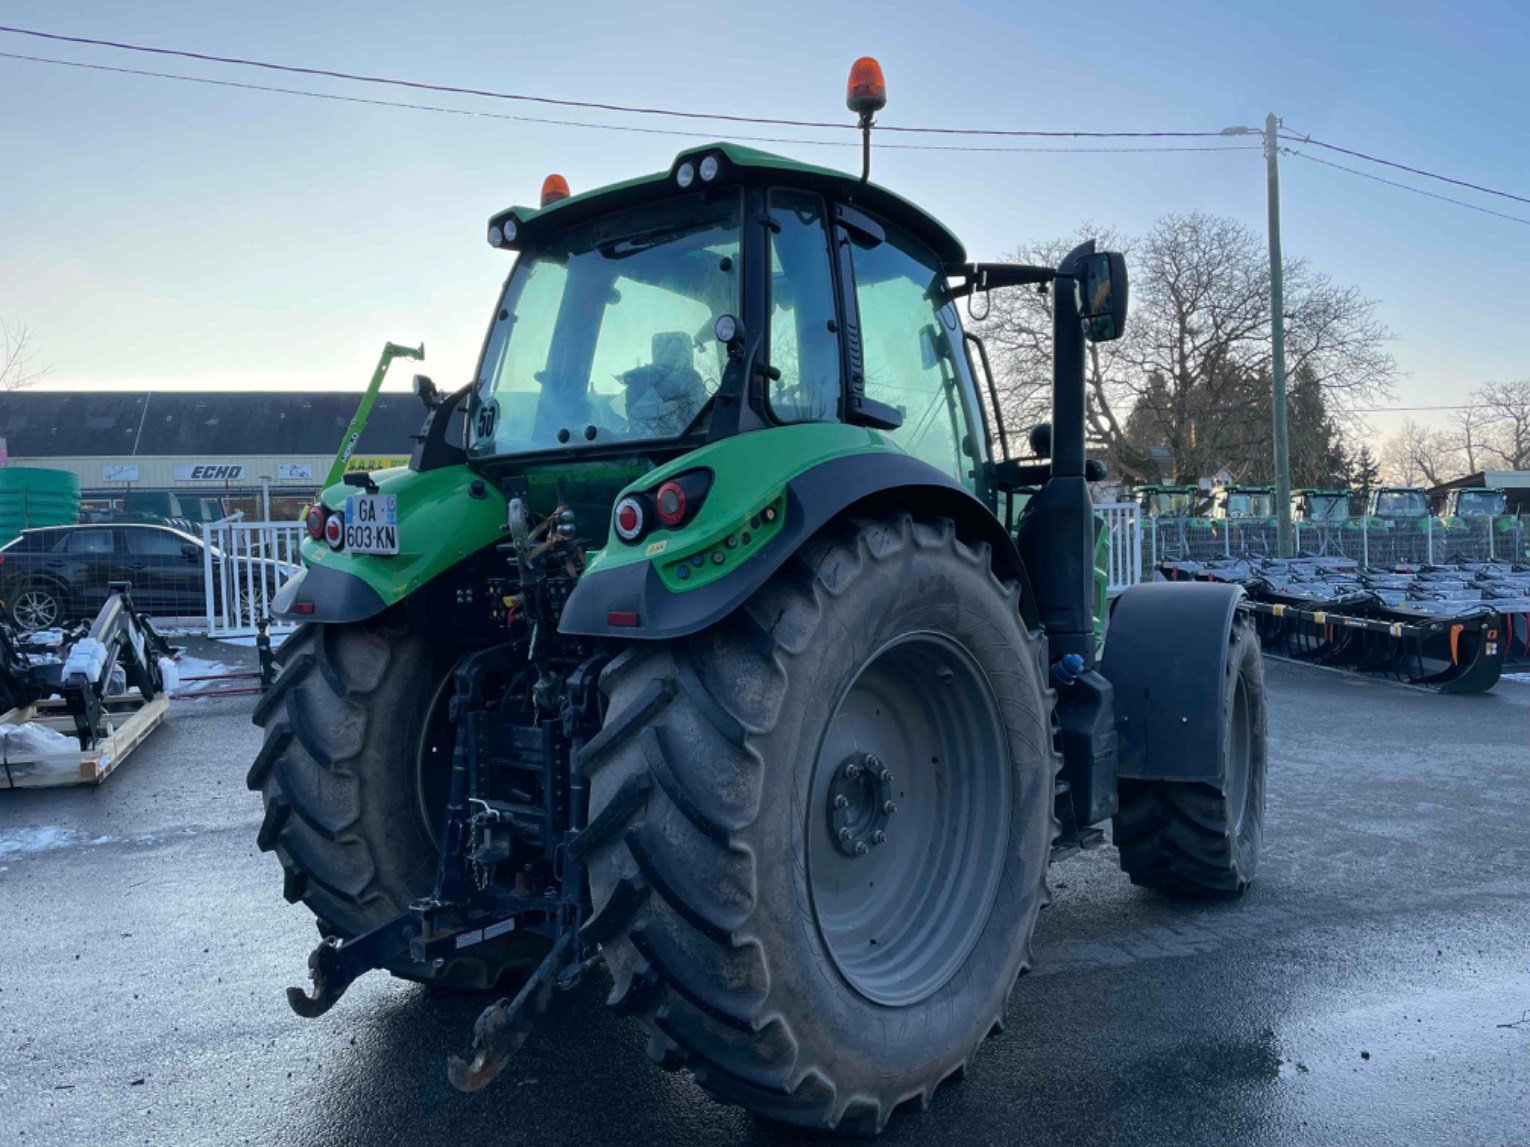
[12,583,66,630]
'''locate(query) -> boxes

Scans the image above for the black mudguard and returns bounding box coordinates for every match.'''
[272,564,387,624]
[559,453,1030,641]
[1102,581,1245,784]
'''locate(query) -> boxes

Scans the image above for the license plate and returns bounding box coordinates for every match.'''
[344,494,399,555]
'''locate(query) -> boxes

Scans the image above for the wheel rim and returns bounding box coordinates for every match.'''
[807,632,1012,1007]
[14,589,59,630]
[1226,672,1253,838]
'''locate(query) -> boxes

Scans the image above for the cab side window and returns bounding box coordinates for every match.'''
[847,222,967,481]
[768,190,842,423]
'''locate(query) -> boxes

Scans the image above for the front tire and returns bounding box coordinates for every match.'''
[1113,616,1267,896]
[248,616,548,988]
[577,513,1058,1134]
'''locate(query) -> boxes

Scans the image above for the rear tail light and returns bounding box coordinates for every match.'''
[655,481,686,526]
[323,513,345,549]
[612,469,714,545]
[305,507,326,540]
[613,497,645,543]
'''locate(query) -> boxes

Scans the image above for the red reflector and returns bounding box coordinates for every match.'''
[292,601,316,615]
[607,610,640,627]
[323,514,344,548]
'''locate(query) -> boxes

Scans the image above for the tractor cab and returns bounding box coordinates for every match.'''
[1212,484,1277,525]
[1134,483,1206,522]
[1291,487,1355,524]
[1366,486,1430,530]
[1444,487,1508,521]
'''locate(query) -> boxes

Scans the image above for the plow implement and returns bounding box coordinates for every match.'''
[1160,556,1527,693]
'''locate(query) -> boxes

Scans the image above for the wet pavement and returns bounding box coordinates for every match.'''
[2,650,1527,1146]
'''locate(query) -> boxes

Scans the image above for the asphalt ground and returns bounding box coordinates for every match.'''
[2,645,1527,1146]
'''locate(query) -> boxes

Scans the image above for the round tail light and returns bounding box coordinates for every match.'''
[323,513,345,549]
[613,497,645,543]
[305,507,325,540]
[655,481,686,526]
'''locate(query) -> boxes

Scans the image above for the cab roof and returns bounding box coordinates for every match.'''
[492,142,967,268]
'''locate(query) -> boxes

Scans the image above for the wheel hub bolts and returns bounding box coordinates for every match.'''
[826,751,898,859]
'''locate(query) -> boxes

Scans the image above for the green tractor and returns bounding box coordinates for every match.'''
[251,64,1267,1135]
[1438,486,1514,532]
[1212,484,1278,527]
[1364,485,1432,532]
[1291,487,1355,526]
[1134,482,1212,526]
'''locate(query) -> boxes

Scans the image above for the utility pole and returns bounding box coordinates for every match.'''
[1264,113,1293,557]
[1223,114,1294,556]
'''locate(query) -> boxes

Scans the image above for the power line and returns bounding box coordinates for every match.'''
[1280,128,1530,207]
[0,24,1227,139]
[1283,149,1530,228]
[0,51,1264,156]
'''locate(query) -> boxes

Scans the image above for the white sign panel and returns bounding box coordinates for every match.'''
[175,463,246,482]
[101,463,141,482]
[277,462,314,481]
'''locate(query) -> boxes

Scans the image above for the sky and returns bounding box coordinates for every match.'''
[2,0,1527,445]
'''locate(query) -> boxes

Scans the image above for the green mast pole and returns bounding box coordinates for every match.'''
[324,341,424,488]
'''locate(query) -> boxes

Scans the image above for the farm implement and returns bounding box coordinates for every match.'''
[1161,555,1526,692]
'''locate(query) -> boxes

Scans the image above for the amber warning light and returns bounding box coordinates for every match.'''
[845,56,887,115]
[541,173,571,206]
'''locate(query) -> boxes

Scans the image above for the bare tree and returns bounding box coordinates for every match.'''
[1448,403,1491,474]
[1380,419,1454,486]
[971,213,1396,481]
[1477,379,1530,470]
[969,225,1135,462]
[1,319,50,391]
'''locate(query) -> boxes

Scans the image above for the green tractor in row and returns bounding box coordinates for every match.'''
[1291,487,1355,526]
[1134,482,1213,527]
[250,63,1267,1135]
[1436,486,1516,533]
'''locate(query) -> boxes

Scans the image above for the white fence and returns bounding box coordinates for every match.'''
[1095,502,1142,593]
[202,516,305,637]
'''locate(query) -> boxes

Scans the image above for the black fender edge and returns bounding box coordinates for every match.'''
[271,564,387,625]
[558,453,1033,640]
[1101,580,1245,784]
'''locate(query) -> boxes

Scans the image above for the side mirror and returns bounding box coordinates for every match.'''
[1079,251,1128,342]
[181,542,201,560]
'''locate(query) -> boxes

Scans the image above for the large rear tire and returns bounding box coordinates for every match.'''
[248,616,548,989]
[576,512,1058,1134]
[1113,616,1267,896]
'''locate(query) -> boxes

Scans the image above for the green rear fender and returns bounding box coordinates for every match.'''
[274,464,507,623]
[561,423,1026,640]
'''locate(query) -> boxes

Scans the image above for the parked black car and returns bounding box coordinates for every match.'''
[0,523,294,629]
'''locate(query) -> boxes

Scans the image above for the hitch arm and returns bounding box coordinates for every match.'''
[447,930,574,1093]
[286,915,414,1018]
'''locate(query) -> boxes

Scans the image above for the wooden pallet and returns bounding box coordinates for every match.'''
[0,694,169,789]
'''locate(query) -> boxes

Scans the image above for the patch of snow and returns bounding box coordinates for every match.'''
[0,826,86,857]
[1500,672,1530,685]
